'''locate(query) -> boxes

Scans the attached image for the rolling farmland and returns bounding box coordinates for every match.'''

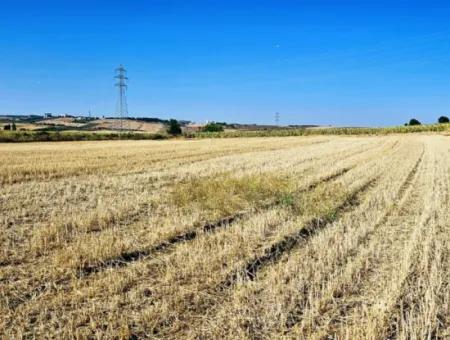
[0,135,449,339]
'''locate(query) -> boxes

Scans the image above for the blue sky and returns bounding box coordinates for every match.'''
[1,1,450,126]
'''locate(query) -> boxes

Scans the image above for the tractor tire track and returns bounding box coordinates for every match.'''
[2,162,358,311]
[281,146,425,331]
[2,139,387,311]
[147,175,381,338]
[78,138,397,277]
[184,142,421,339]
[78,166,354,277]
[287,145,429,338]
[220,177,378,288]
[2,138,419,339]
[2,138,378,267]
[381,154,449,339]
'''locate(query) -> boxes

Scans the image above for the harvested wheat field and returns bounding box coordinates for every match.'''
[0,135,449,339]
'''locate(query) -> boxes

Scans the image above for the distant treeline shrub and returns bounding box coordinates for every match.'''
[0,131,167,143]
[407,118,421,126]
[438,116,449,123]
[185,124,449,138]
[167,119,182,135]
[3,123,16,131]
[202,122,224,132]
[2,122,448,143]
[127,117,170,124]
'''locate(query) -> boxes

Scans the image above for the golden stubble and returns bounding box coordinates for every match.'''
[1,135,448,339]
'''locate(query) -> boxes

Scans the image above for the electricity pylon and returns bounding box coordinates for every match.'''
[115,65,128,131]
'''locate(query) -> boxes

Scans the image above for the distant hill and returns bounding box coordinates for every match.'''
[0,115,167,133]
[0,114,327,133]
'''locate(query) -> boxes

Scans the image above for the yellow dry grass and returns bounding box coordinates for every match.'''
[92,119,165,132]
[0,135,448,339]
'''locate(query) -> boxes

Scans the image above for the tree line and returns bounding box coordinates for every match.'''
[406,115,449,126]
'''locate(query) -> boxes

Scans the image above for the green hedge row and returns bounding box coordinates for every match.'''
[0,131,168,143]
[1,123,448,142]
[185,124,450,138]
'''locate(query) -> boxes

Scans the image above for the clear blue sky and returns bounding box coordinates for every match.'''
[2,1,450,126]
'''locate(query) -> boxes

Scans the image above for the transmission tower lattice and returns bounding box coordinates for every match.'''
[275,112,280,126]
[115,65,129,131]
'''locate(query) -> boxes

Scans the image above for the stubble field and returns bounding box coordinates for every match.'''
[0,135,449,339]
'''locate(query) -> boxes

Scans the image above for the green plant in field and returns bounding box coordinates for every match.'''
[289,182,347,217]
[171,173,295,217]
[279,193,295,207]
[170,171,351,223]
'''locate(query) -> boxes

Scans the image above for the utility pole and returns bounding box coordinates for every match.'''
[115,65,128,131]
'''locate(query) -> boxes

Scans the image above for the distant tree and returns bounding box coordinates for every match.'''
[214,121,228,126]
[438,116,449,124]
[202,122,224,132]
[3,124,11,130]
[408,118,421,126]
[11,122,17,131]
[167,119,182,135]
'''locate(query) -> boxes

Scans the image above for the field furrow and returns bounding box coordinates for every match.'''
[0,138,388,299]
[185,138,424,339]
[1,139,386,338]
[1,135,448,339]
[288,138,448,339]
